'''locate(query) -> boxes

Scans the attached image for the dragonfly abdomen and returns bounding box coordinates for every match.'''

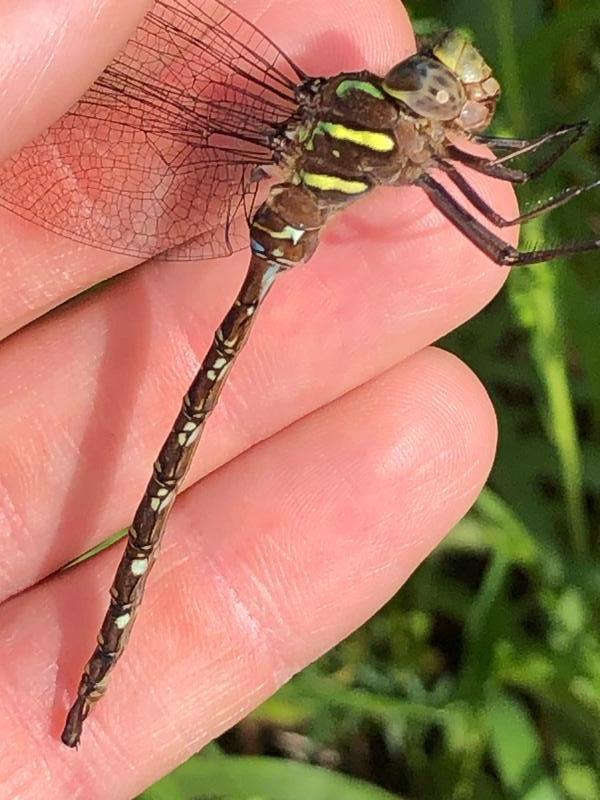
[250,183,327,268]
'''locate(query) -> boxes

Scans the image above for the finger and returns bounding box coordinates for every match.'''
[0,0,152,162]
[0,165,514,599]
[0,0,412,336]
[0,347,497,797]
[0,0,516,595]
[0,0,153,335]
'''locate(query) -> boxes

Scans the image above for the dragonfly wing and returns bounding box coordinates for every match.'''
[0,0,300,261]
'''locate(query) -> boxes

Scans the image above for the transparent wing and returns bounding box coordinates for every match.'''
[0,0,302,260]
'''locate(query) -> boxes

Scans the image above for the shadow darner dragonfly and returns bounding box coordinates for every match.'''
[0,0,598,748]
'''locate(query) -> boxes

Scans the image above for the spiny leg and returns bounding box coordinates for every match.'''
[61,256,281,748]
[445,145,531,183]
[446,121,589,184]
[473,120,588,153]
[417,173,600,266]
[436,160,600,229]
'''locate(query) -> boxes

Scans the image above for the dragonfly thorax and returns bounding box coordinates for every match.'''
[250,30,503,274]
[251,72,408,270]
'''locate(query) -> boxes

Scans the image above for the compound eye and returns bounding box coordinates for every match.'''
[382,55,466,121]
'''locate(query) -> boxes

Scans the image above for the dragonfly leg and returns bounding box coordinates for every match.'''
[445,146,529,183]
[447,121,589,184]
[436,160,600,229]
[474,120,588,154]
[418,173,600,267]
[61,256,281,748]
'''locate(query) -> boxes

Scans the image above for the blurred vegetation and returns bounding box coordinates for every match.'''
[141,1,600,797]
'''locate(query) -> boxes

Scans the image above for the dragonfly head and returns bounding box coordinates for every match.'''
[382,30,501,133]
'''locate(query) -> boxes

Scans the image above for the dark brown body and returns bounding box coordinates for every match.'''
[56,17,599,747]
[58,28,506,746]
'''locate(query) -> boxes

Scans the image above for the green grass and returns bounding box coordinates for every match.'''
[140,1,600,797]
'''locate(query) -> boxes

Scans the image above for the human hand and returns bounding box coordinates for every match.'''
[0,0,516,796]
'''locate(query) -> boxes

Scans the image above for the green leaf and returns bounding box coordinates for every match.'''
[448,487,538,565]
[560,763,600,800]
[139,755,401,800]
[488,694,561,799]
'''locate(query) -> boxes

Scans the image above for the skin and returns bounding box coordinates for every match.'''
[0,0,520,797]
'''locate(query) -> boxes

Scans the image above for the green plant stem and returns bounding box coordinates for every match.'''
[494,0,587,557]
[458,550,511,701]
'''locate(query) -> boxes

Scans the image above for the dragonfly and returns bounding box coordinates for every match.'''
[0,0,598,748]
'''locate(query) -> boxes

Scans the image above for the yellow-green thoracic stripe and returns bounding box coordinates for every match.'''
[299,171,369,195]
[336,79,385,100]
[314,121,395,153]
